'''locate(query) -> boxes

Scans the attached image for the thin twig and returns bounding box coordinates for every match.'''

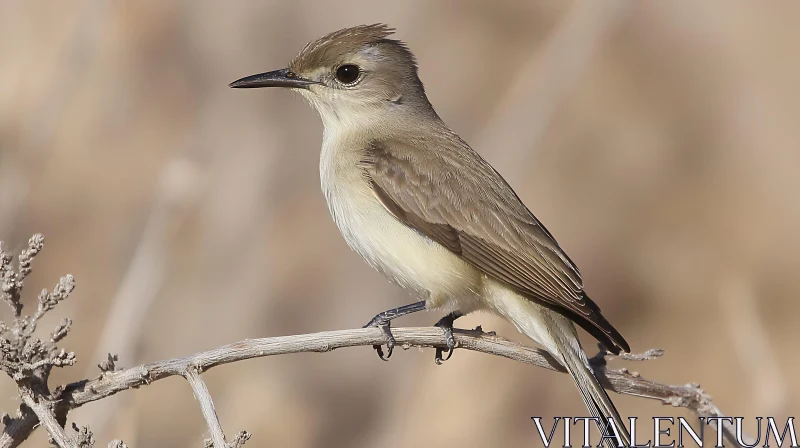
[2,327,747,447]
[184,367,227,448]
[19,388,75,448]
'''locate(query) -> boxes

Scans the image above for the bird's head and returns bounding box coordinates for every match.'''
[230,24,435,131]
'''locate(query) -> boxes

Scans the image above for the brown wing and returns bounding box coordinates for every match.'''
[362,138,629,354]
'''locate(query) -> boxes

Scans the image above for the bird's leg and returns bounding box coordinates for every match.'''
[433,311,464,365]
[363,301,427,361]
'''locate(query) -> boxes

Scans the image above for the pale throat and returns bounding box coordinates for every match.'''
[315,100,394,139]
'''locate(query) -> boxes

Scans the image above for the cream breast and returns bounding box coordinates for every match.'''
[318,132,485,313]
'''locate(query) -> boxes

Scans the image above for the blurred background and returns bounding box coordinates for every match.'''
[1,1,799,446]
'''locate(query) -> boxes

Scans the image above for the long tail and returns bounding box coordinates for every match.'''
[508,302,631,448]
[557,333,631,448]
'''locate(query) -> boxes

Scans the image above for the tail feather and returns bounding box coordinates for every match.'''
[508,302,631,448]
[559,344,631,448]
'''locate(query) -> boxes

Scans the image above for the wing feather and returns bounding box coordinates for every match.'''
[363,138,629,353]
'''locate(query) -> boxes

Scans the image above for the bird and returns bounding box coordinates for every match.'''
[231,24,631,446]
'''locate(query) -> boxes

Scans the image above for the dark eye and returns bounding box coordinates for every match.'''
[335,64,360,84]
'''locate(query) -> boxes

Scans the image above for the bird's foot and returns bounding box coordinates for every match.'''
[363,301,427,361]
[363,316,395,361]
[433,311,463,365]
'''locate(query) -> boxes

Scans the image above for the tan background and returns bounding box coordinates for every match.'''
[1,1,798,446]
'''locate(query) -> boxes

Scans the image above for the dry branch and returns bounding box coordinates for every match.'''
[1,236,747,446]
[184,367,228,448]
[2,326,745,446]
[18,388,75,448]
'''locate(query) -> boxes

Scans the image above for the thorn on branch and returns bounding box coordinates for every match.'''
[98,354,119,374]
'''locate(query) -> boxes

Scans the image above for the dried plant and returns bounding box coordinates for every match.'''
[0,235,749,447]
[0,236,129,448]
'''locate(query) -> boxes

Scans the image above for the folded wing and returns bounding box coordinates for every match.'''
[362,138,629,354]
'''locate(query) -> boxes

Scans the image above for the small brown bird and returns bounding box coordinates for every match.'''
[231,24,631,446]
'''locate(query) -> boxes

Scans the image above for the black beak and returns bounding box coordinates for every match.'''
[229,68,316,89]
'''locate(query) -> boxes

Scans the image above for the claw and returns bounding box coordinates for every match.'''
[433,311,462,365]
[363,301,426,361]
[364,319,396,361]
[434,345,454,365]
[377,323,395,360]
